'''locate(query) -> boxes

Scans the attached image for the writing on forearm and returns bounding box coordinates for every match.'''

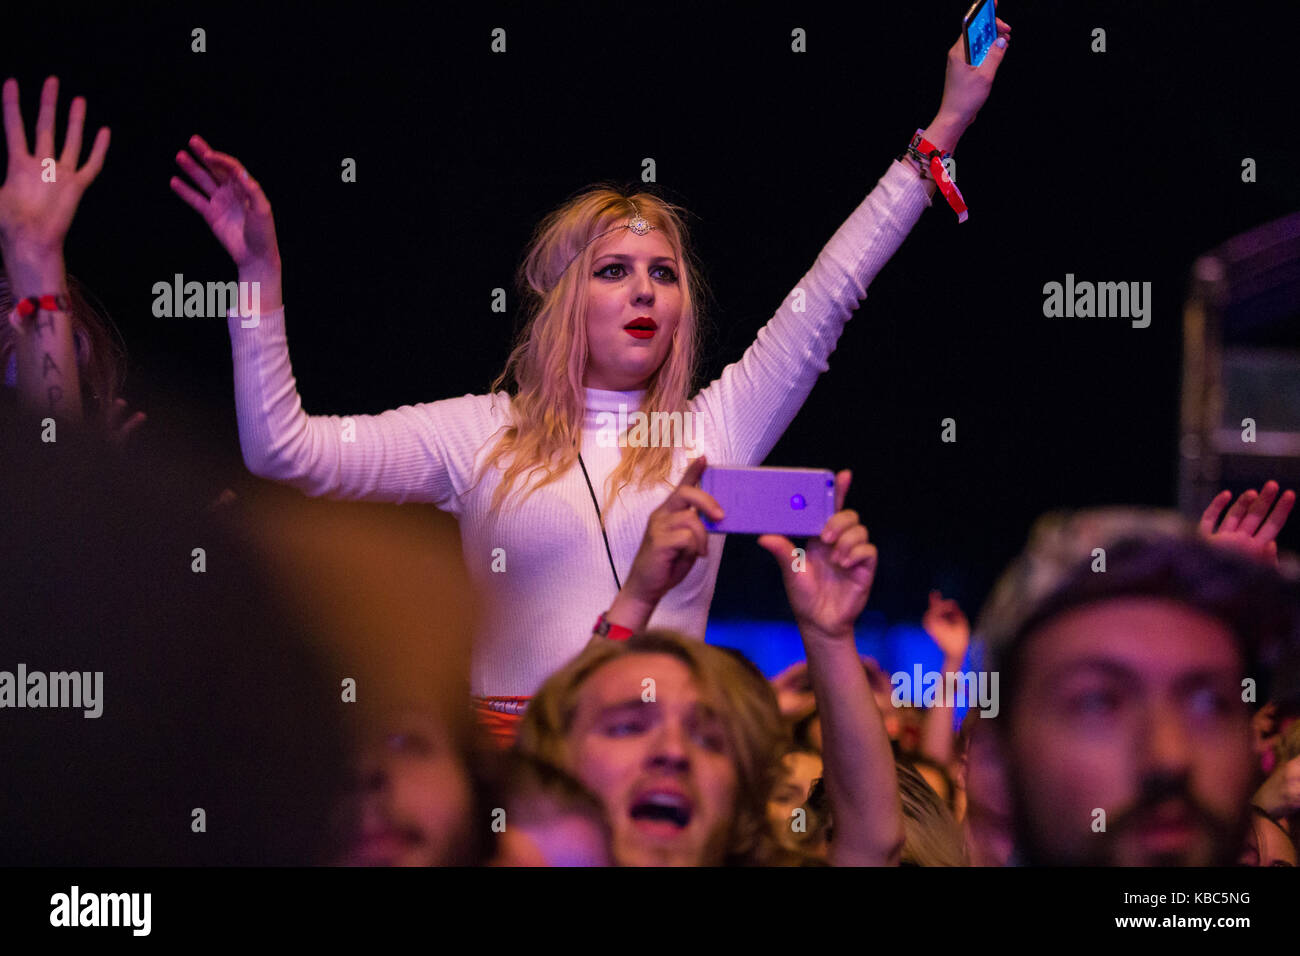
[14,306,81,422]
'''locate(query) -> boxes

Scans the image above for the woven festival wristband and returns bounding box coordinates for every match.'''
[906,129,968,223]
[9,293,72,331]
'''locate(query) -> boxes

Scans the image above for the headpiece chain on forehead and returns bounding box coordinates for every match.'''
[557,198,657,281]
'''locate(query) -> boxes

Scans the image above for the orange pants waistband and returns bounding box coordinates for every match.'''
[473,696,531,749]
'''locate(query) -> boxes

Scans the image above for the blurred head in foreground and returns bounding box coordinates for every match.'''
[976,508,1298,866]
[0,416,347,864]
[0,409,479,865]
[233,482,482,867]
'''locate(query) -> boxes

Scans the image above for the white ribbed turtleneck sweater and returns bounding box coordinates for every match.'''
[226,160,934,696]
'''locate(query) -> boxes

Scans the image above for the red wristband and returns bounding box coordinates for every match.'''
[15,294,72,319]
[905,130,968,223]
[11,294,72,330]
[593,612,633,642]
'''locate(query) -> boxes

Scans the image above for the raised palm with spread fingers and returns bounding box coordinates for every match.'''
[170,135,282,309]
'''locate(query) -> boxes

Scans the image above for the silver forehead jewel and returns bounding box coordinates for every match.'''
[558,199,657,279]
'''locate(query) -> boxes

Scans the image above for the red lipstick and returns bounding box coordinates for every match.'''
[624,317,658,339]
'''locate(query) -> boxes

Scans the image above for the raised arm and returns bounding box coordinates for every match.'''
[171,137,484,508]
[758,470,902,866]
[690,15,1011,465]
[918,590,971,769]
[1,76,109,426]
[605,461,900,862]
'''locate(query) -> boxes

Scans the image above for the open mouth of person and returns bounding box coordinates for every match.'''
[351,823,424,864]
[628,789,693,837]
[624,318,658,340]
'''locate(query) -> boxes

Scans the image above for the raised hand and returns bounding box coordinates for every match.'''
[922,589,970,663]
[1199,481,1295,566]
[603,455,724,631]
[0,76,109,275]
[758,470,878,638]
[764,472,900,866]
[924,4,1012,151]
[171,135,280,274]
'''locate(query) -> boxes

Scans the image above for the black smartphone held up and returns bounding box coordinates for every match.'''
[963,0,998,66]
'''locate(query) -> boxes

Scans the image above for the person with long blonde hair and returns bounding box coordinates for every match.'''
[169,20,1011,737]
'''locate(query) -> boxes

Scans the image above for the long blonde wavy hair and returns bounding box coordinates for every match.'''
[477,184,709,515]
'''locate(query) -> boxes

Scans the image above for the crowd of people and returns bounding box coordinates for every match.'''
[8,8,1300,867]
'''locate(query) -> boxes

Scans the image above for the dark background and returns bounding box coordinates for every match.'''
[6,0,1299,649]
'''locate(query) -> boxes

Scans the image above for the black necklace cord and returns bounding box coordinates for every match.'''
[577,452,622,593]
